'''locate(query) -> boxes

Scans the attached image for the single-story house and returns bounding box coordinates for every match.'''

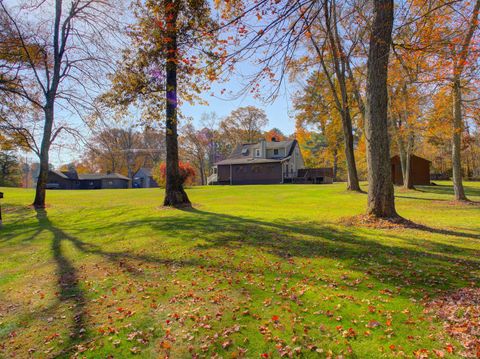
[133,167,159,188]
[210,139,305,185]
[391,154,431,186]
[47,169,130,189]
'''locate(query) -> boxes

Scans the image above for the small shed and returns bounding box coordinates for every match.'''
[391,155,431,186]
[133,168,159,188]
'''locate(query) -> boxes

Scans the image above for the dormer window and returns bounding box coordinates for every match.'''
[255,149,261,157]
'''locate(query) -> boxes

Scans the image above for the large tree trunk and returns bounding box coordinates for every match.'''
[452,76,467,201]
[364,0,398,218]
[33,105,54,208]
[163,1,191,207]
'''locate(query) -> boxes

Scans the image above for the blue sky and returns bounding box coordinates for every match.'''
[182,81,297,136]
[20,1,303,167]
[43,78,299,167]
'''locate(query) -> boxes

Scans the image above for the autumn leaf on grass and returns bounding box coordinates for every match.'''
[366,320,381,328]
[444,343,454,354]
[160,341,171,349]
[130,346,141,354]
[432,349,445,358]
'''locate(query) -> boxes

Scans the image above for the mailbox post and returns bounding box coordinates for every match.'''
[0,192,3,228]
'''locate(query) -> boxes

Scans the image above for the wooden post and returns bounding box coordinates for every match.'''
[0,192,3,228]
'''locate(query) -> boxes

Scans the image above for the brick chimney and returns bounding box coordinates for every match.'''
[260,139,266,158]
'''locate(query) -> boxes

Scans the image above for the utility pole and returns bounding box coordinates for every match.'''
[0,192,4,228]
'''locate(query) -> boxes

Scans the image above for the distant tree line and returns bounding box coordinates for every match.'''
[62,106,285,186]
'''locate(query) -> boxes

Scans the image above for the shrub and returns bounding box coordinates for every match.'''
[152,162,196,187]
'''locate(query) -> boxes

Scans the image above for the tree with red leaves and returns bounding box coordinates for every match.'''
[153,161,196,188]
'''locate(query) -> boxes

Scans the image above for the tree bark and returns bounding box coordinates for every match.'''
[343,110,361,191]
[163,0,191,207]
[452,76,467,200]
[332,147,338,181]
[365,0,398,218]
[322,0,361,192]
[404,132,414,189]
[449,0,480,201]
[33,105,54,208]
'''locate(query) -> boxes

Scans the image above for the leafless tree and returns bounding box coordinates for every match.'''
[0,0,124,207]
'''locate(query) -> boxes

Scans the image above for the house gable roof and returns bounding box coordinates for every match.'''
[134,167,153,177]
[49,170,130,181]
[78,173,130,181]
[215,140,298,166]
[50,170,69,179]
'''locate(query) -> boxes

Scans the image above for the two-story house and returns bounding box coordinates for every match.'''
[210,138,305,185]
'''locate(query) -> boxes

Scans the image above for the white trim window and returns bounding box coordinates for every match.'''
[255,148,261,157]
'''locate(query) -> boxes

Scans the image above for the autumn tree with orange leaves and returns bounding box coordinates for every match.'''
[103,0,222,207]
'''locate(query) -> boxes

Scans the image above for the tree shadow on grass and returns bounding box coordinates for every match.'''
[104,207,480,296]
[34,208,86,355]
[416,184,480,197]
[30,206,480,298]
[27,206,480,351]
[30,208,209,356]
[14,204,477,358]
[394,195,449,202]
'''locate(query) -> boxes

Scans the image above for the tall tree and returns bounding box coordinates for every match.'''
[294,71,344,179]
[306,0,361,191]
[180,122,210,185]
[83,125,164,178]
[104,0,219,207]
[365,0,397,218]
[0,148,21,187]
[450,0,480,201]
[220,106,269,145]
[0,0,121,208]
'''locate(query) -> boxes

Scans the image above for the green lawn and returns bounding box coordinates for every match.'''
[0,182,479,358]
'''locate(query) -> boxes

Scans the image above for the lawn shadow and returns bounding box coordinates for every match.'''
[108,207,480,297]
[30,208,210,356]
[30,205,480,301]
[26,204,480,356]
[395,195,448,202]
[416,184,480,197]
[410,222,480,240]
[34,208,87,354]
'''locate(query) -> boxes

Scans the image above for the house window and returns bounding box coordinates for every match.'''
[213,167,217,174]
[274,149,279,155]
[255,149,261,157]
